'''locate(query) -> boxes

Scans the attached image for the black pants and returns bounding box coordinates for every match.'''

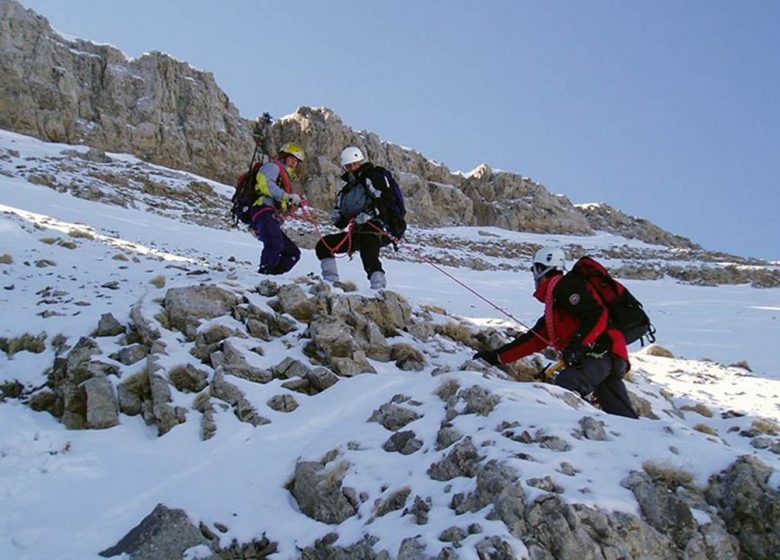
[315,228,384,278]
[556,354,638,418]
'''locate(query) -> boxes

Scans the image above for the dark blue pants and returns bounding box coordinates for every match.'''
[252,209,300,275]
[556,355,638,418]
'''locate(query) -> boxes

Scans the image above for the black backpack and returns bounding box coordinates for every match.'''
[230,161,290,226]
[571,256,656,345]
[374,166,406,240]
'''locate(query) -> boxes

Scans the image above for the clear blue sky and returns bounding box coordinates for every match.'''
[19,0,780,260]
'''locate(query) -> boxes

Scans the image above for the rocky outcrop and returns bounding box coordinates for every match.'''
[0,0,253,183]
[0,0,716,249]
[577,202,701,249]
[272,107,598,236]
[99,503,214,560]
[9,275,780,558]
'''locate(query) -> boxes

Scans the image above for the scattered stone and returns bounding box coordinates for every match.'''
[94,313,126,337]
[289,455,359,524]
[374,487,411,517]
[168,364,209,393]
[458,385,501,416]
[403,495,431,525]
[368,403,422,432]
[267,394,299,413]
[645,345,674,358]
[428,438,481,481]
[99,503,212,559]
[578,416,609,441]
[383,431,423,455]
[113,343,148,366]
[436,424,464,451]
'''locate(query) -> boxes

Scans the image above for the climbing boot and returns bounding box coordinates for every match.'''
[320,257,340,283]
[369,271,386,290]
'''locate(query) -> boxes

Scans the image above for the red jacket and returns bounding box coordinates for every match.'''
[496,272,629,364]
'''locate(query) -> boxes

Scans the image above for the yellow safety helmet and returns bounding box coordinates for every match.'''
[280,142,305,162]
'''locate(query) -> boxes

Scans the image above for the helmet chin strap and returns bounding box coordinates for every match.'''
[533,267,561,289]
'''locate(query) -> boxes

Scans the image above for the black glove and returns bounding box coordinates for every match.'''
[562,343,585,367]
[473,349,500,366]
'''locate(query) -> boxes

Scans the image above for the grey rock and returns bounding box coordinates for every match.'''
[267,394,298,413]
[436,424,464,450]
[290,456,359,524]
[211,370,269,427]
[168,364,209,393]
[164,285,240,340]
[403,495,432,526]
[274,283,314,321]
[307,367,339,393]
[705,455,780,559]
[148,372,185,436]
[383,430,423,455]
[578,416,609,441]
[374,487,411,518]
[458,385,501,416]
[0,0,252,185]
[99,503,212,560]
[438,526,467,544]
[95,313,126,337]
[398,537,428,560]
[474,536,516,560]
[298,534,388,560]
[453,460,519,514]
[114,343,148,366]
[220,339,272,384]
[368,403,422,432]
[272,357,311,379]
[82,377,119,429]
[428,438,482,481]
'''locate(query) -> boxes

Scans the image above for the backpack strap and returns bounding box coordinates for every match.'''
[272,161,292,194]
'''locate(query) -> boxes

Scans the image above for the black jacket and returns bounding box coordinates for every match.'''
[333,163,395,229]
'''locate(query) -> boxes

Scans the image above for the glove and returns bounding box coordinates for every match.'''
[473,350,500,366]
[562,343,585,367]
[354,212,372,225]
[286,193,301,206]
[330,209,342,225]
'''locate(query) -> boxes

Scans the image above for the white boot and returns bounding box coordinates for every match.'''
[369,271,386,290]
[320,257,339,283]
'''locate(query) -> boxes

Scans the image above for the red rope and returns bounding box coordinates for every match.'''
[296,198,355,256]
[364,221,553,348]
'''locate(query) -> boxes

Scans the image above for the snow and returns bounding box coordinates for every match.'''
[1,129,779,559]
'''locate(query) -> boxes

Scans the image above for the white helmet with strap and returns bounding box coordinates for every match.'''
[340,146,365,168]
[532,247,566,283]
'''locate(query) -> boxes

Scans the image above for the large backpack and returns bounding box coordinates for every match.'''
[571,256,656,345]
[374,166,406,239]
[230,161,290,226]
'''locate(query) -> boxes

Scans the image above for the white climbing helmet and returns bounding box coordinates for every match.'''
[532,247,566,283]
[340,146,365,168]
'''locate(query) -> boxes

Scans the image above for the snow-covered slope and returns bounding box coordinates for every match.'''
[1,130,779,559]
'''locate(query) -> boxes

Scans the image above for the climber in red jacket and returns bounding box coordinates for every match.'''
[474,247,638,418]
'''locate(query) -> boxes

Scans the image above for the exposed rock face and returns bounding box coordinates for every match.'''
[0,0,253,183]
[1,0,713,249]
[272,107,597,236]
[462,165,592,234]
[577,202,701,249]
[705,455,780,558]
